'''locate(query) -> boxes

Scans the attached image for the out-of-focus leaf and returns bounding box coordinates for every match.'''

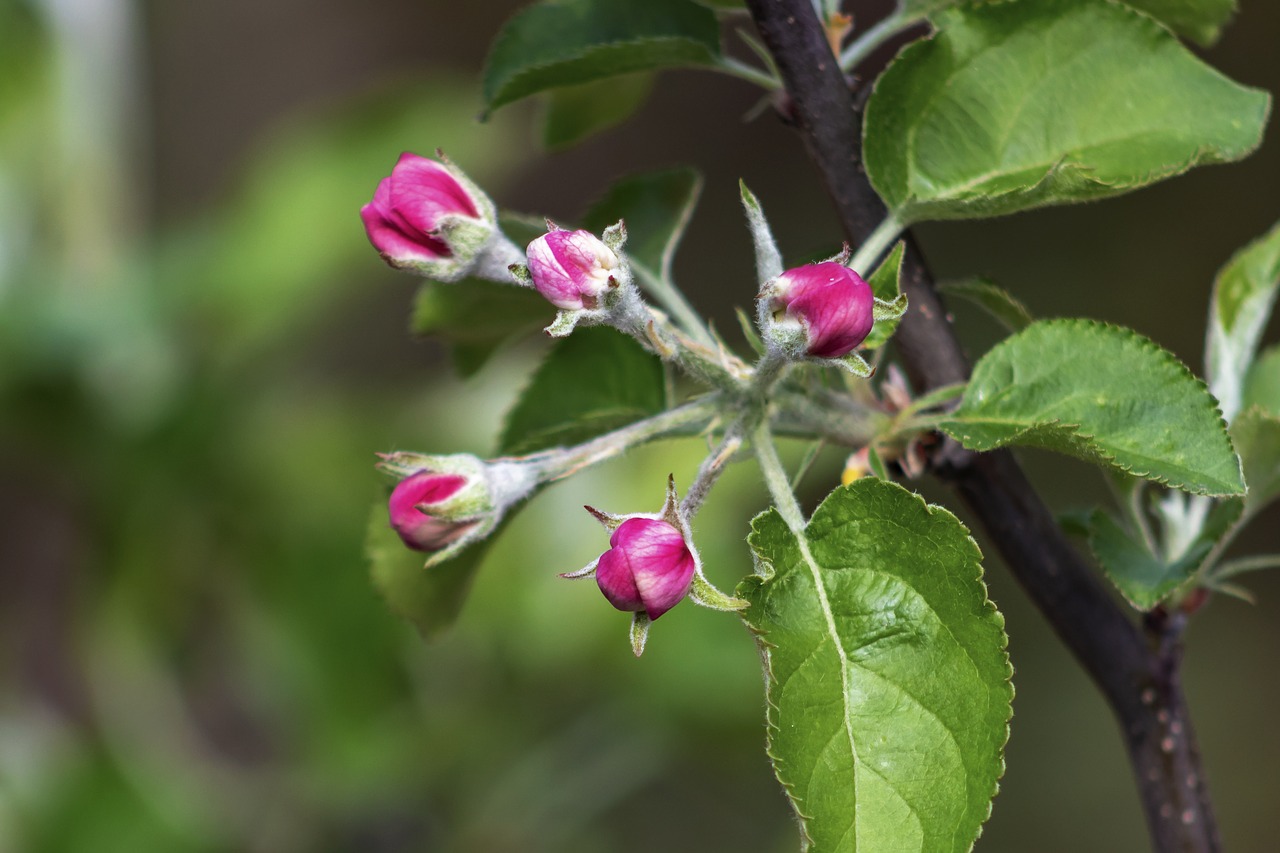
[1232,407,1280,516]
[865,0,1269,224]
[1204,220,1280,422]
[499,327,666,455]
[582,168,702,278]
[941,320,1244,496]
[1243,346,1280,415]
[542,72,654,150]
[907,0,1236,45]
[483,0,721,112]
[740,479,1011,852]
[412,280,548,377]
[939,278,1034,333]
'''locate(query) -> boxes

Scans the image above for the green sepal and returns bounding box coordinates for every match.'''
[739,179,784,285]
[545,309,586,338]
[833,351,874,378]
[630,612,652,657]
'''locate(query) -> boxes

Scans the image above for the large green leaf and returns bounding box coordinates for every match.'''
[412,279,549,377]
[940,320,1244,496]
[860,241,905,350]
[542,72,655,150]
[366,505,497,640]
[1204,221,1280,423]
[740,480,1011,852]
[582,168,702,278]
[864,0,1269,224]
[906,0,1238,45]
[483,0,721,112]
[499,327,667,455]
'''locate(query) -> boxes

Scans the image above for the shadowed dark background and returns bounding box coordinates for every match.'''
[1,1,1277,850]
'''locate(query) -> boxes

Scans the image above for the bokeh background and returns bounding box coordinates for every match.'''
[1,0,1278,850]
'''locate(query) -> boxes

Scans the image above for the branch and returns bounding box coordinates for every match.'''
[742,1,1220,849]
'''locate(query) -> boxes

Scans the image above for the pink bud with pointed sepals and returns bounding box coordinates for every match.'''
[526,229,619,310]
[595,517,697,620]
[361,152,487,273]
[768,261,874,358]
[388,471,478,552]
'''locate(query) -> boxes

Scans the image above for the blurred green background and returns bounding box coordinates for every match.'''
[0,1,1277,851]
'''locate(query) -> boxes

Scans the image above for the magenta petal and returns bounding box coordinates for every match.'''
[597,546,645,612]
[777,262,874,358]
[526,229,617,310]
[388,152,479,237]
[388,472,471,552]
[361,177,450,263]
[596,518,695,620]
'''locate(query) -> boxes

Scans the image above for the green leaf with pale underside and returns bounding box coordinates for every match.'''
[1243,346,1280,416]
[940,320,1244,496]
[483,0,721,112]
[1232,407,1280,516]
[864,0,1269,224]
[499,327,666,455]
[1204,220,1280,423]
[582,168,702,280]
[740,479,1011,852]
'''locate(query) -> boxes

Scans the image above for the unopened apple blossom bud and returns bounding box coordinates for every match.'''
[596,517,697,621]
[361,152,495,280]
[526,228,620,310]
[388,471,481,552]
[761,261,874,359]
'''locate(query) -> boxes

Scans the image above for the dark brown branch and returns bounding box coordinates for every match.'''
[743,1,1220,849]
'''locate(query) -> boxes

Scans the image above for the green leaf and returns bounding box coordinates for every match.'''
[1087,509,1209,609]
[582,168,702,279]
[864,0,1269,224]
[483,0,721,112]
[1244,346,1280,416]
[739,180,784,285]
[542,72,654,150]
[861,241,906,350]
[366,505,495,640]
[1232,407,1280,515]
[499,327,667,454]
[1205,220,1280,422]
[411,279,549,377]
[940,319,1245,496]
[1121,0,1236,46]
[939,278,1034,333]
[740,479,1011,852]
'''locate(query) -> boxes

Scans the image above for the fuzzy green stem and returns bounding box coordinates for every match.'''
[849,213,904,275]
[753,420,809,532]
[838,10,918,73]
[631,263,718,350]
[711,55,782,90]
[1212,553,1280,580]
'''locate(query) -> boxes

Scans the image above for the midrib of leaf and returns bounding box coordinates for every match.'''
[794,530,861,819]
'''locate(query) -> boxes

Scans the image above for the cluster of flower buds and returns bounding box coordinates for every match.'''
[757,256,906,376]
[509,221,634,337]
[361,151,500,281]
[378,451,538,568]
[562,476,745,656]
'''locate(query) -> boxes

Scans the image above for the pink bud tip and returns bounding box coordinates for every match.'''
[361,152,481,268]
[526,229,619,310]
[771,262,874,358]
[388,471,475,552]
[595,518,696,621]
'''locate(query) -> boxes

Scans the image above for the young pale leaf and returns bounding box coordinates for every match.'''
[739,180,783,285]
[1204,221,1280,423]
[860,241,906,350]
[542,72,654,150]
[483,0,721,112]
[366,505,498,640]
[740,479,1011,852]
[1086,510,1210,610]
[939,278,1034,333]
[1244,346,1280,415]
[499,327,666,455]
[582,168,702,280]
[864,0,1269,224]
[1232,407,1280,516]
[940,320,1244,496]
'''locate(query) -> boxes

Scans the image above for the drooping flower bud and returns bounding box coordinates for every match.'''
[762,261,874,359]
[525,227,620,311]
[377,451,538,567]
[361,152,495,280]
[596,517,697,620]
[388,471,480,552]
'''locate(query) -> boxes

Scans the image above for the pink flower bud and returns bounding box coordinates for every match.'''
[768,261,874,358]
[595,517,697,621]
[388,471,478,552]
[361,152,487,272]
[526,229,619,310]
